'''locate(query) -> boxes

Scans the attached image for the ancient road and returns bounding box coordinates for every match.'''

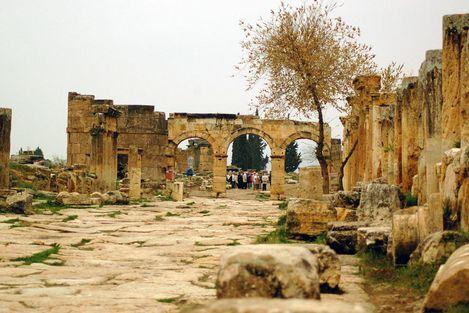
[0,197,372,312]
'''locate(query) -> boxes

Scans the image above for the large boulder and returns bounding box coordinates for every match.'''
[295,244,341,291]
[391,207,419,265]
[216,245,320,299]
[5,192,33,214]
[423,244,469,312]
[357,182,402,225]
[286,198,336,239]
[357,226,391,254]
[326,222,369,254]
[410,231,469,264]
[329,190,361,209]
[188,298,366,313]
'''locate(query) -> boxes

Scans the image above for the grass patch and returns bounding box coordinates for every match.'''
[12,244,61,265]
[446,303,469,313]
[166,211,180,217]
[256,193,270,201]
[107,211,122,218]
[8,219,31,228]
[71,239,91,248]
[33,200,67,215]
[18,181,35,190]
[278,201,288,210]
[154,215,165,221]
[198,210,210,214]
[34,192,55,201]
[216,204,227,209]
[185,201,195,206]
[156,296,182,304]
[159,195,174,201]
[313,232,327,244]
[404,192,418,207]
[255,214,289,244]
[62,215,78,222]
[2,218,20,224]
[140,203,152,208]
[358,250,439,295]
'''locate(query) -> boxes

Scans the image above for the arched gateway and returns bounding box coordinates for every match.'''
[166,113,331,199]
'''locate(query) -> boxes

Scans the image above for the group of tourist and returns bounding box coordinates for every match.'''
[227,171,270,191]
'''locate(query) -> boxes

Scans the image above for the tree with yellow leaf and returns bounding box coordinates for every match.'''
[238,1,376,193]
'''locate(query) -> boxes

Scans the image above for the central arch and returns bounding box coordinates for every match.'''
[225,127,277,154]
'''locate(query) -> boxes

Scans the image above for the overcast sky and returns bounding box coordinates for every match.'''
[1,0,467,158]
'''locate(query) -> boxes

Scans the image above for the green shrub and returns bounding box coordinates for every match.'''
[255,214,289,244]
[12,244,61,265]
[278,201,288,210]
[404,192,418,207]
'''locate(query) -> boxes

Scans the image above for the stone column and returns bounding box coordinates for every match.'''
[442,14,469,146]
[90,106,120,192]
[128,146,143,201]
[270,154,285,200]
[0,108,12,189]
[211,154,227,198]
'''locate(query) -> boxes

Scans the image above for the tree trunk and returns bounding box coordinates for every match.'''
[312,92,330,194]
[338,139,358,191]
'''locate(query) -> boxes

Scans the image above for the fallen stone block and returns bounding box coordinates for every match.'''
[56,192,94,206]
[189,298,366,313]
[410,231,469,264]
[105,190,128,204]
[330,190,361,209]
[423,244,469,312]
[357,226,391,254]
[286,198,336,239]
[357,182,402,225]
[326,222,369,254]
[216,245,320,299]
[294,243,341,291]
[391,207,419,265]
[5,192,33,215]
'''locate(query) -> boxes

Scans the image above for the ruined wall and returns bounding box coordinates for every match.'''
[67,94,168,183]
[0,108,12,189]
[114,105,167,181]
[342,13,468,231]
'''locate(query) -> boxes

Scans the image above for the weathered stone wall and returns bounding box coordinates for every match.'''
[114,105,167,181]
[342,13,468,232]
[0,108,12,189]
[67,93,168,183]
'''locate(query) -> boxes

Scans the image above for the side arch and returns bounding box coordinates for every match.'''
[169,130,218,152]
[224,127,276,154]
[279,131,319,151]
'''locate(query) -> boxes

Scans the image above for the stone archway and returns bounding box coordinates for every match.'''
[166,113,329,199]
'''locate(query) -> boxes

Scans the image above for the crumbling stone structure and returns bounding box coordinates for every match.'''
[0,108,12,189]
[342,14,468,232]
[166,113,331,199]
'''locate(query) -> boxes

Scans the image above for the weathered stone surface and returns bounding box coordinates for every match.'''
[56,191,95,206]
[391,207,419,264]
[326,222,369,254]
[105,190,128,204]
[5,192,33,215]
[357,226,391,254]
[286,198,336,239]
[423,244,469,311]
[357,182,402,225]
[460,178,469,231]
[335,207,357,222]
[330,190,361,209]
[171,182,184,201]
[216,245,320,299]
[294,244,341,290]
[188,298,367,313]
[410,231,468,264]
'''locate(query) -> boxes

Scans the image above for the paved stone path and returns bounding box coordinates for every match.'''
[0,196,373,313]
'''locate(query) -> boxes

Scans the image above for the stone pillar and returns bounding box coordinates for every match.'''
[0,108,12,189]
[442,14,469,146]
[128,146,143,201]
[211,154,227,198]
[90,106,120,192]
[270,154,285,200]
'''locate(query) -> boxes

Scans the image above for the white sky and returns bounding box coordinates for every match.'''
[1,0,467,159]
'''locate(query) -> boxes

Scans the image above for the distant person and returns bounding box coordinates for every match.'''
[186,168,194,177]
[238,172,243,189]
[247,171,253,189]
[262,173,269,191]
[231,172,237,189]
[242,172,248,189]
